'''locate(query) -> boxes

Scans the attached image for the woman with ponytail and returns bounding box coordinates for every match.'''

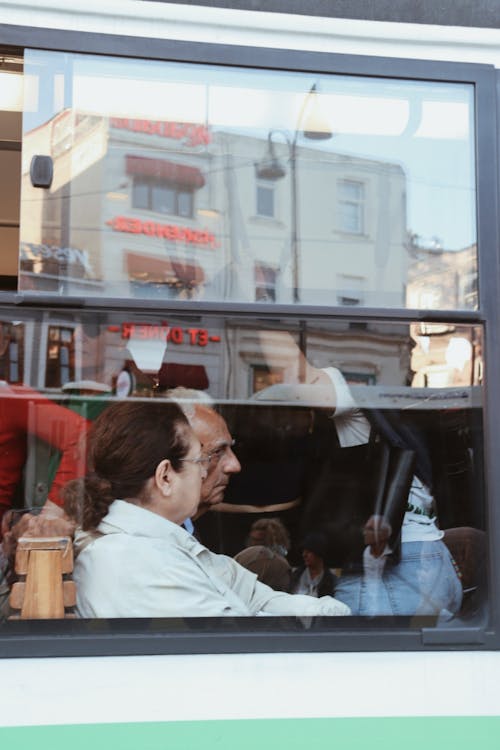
[66,400,350,618]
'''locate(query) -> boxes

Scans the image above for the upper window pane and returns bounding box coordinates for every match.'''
[19,50,477,309]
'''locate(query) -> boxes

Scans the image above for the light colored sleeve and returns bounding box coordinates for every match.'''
[76,539,253,618]
[213,553,351,616]
[322,367,371,448]
[256,589,351,616]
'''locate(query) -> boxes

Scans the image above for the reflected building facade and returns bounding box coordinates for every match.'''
[407,242,480,387]
[19,112,409,308]
[14,110,483,397]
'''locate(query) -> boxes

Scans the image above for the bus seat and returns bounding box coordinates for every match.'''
[9,537,75,619]
[443,526,486,617]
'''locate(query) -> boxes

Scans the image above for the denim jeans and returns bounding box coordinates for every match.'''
[334,540,463,617]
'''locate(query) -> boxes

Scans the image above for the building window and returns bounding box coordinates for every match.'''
[0,322,24,383]
[256,183,275,218]
[338,180,364,234]
[45,326,75,388]
[132,177,194,218]
[251,363,284,393]
[255,262,277,301]
[341,370,376,385]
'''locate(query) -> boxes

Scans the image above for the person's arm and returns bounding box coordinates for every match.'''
[0,386,85,550]
[254,332,371,445]
[7,385,89,507]
[216,552,351,616]
[363,515,392,558]
[262,591,350,616]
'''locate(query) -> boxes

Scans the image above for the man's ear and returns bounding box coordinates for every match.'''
[154,458,173,497]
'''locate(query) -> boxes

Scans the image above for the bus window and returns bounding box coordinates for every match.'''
[19,49,477,311]
[0,308,486,628]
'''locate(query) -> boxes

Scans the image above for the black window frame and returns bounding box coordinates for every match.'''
[0,23,499,657]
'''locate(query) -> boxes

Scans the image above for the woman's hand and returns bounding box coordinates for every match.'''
[1,503,76,561]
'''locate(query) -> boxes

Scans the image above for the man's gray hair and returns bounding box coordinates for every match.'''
[165,386,214,420]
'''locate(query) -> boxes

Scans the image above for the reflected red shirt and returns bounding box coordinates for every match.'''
[0,384,89,527]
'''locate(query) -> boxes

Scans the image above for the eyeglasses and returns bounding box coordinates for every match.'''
[205,439,236,465]
[179,440,236,469]
[179,454,212,468]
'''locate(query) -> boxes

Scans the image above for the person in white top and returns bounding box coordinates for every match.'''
[255,330,462,618]
[322,366,462,617]
[66,400,350,618]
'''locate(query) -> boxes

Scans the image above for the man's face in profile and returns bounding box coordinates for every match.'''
[189,405,241,508]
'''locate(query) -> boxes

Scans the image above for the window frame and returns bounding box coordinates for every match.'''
[0,23,499,657]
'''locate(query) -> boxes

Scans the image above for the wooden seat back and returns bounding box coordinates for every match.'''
[9,537,76,619]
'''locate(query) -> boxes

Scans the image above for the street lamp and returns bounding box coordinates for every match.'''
[255,84,332,304]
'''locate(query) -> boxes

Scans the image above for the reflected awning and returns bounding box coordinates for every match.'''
[126,155,205,189]
[127,253,205,287]
[157,362,209,390]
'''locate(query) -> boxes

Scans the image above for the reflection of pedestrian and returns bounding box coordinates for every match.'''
[234,518,292,591]
[290,532,337,598]
[0,382,88,529]
[246,518,290,557]
[256,330,462,618]
[234,545,291,592]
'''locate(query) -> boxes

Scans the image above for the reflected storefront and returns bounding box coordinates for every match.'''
[0,304,486,625]
[0,308,484,394]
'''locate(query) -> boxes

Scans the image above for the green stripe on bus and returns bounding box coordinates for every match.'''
[1,716,499,750]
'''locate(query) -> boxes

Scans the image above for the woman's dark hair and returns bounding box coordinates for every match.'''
[64,400,191,530]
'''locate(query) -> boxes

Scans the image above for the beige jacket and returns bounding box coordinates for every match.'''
[74,500,350,618]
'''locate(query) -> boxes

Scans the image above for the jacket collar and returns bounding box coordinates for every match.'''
[98,499,192,545]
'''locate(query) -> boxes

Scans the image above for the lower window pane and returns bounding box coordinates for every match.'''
[0,309,487,643]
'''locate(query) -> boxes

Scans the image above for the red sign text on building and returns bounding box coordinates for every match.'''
[110,118,211,148]
[106,216,217,249]
[118,322,221,347]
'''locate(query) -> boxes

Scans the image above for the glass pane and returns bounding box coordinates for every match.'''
[177,190,193,219]
[339,180,363,202]
[152,184,176,215]
[339,201,362,234]
[257,184,275,218]
[18,50,477,308]
[0,305,486,629]
[132,179,150,210]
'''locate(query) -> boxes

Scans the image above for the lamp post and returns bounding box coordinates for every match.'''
[255,84,332,304]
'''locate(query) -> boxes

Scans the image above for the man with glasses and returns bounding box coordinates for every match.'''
[189,406,241,514]
[166,388,241,519]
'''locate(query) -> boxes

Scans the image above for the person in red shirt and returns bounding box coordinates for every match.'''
[0,382,89,555]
